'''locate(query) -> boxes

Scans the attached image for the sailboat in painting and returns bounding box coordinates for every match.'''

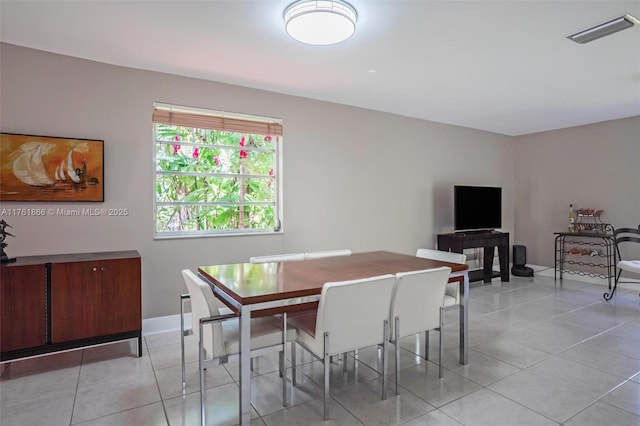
[54,160,66,181]
[12,142,86,186]
[53,150,84,184]
[11,142,56,187]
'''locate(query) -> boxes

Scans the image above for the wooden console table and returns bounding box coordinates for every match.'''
[0,250,142,361]
[437,231,510,283]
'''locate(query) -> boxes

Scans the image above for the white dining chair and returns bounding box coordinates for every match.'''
[249,253,305,263]
[249,251,305,377]
[303,249,352,260]
[389,267,451,394]
[303,250,353,366]
[288,274,395,421]
[181,270,297,425]
[416,248,466,307]
[180,272,234,393]
[415,248,466,360]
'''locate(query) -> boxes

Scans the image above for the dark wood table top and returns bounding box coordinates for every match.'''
[198,250,468,307]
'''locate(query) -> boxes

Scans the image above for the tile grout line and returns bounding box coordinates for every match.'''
[146,336,172,426]
[68,348,85,426]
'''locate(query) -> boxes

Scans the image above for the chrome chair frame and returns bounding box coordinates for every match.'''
[180,269,295,426]
[289,274,395,420]
[389,267,450,395]
[604,227,640,300]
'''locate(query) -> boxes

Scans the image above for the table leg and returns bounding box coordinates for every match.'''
[483,248,494,283]
[239,307,251,425]
[282,312,288,407]
[459,272,469,365]
[497,243,510,282]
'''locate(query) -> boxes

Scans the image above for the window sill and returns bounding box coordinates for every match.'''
[153,230,284,240]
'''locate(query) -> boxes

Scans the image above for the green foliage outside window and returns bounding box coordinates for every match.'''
[154,124,278,236]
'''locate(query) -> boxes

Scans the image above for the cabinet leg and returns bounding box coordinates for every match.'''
[137,332,143,357]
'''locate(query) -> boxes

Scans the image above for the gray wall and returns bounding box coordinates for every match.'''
[4,44,637,319]
[513,116,640,266]
[0,44,515,318]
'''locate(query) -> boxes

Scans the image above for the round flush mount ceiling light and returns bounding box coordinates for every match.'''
[284,0,357,45]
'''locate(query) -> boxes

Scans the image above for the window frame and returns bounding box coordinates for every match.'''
[152,103,283,239]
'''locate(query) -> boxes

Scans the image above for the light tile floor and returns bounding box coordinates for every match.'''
[1,275,639,425]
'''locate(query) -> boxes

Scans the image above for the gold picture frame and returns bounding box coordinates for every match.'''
[0,133,104,202]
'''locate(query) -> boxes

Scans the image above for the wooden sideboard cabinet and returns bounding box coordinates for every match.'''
[0,251,141,361]
[0,264,47,352]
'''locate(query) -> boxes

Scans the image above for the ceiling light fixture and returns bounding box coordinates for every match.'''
[568,13,639,44]
[284,0,357,45]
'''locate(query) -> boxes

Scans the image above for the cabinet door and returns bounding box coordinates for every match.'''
[0,264,47,352]
[50,257,141,343]
[98,257,141,336]
[50,261,101,343]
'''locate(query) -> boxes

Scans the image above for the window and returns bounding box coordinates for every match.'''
[152,103,282,238]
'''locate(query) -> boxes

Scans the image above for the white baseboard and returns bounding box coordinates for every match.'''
[142,313,191,336]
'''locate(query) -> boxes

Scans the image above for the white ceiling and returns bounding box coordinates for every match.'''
[1,0,639,136]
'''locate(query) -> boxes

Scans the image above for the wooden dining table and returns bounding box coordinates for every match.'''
[198,250,469,425]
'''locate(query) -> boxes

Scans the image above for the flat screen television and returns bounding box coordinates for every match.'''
[454,185,502,232]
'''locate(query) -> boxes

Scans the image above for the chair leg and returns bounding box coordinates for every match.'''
[439,307,444,379]
[424,330,430,360]
[199,321,206,426]
[291,341,297,386]
[382,319,389,400]
[395,317,400,395]
[323,332,330,421]
[280,312,287,379]
[354,348,359,371]
[180,294,188,392]
[604,269,622,301]
[343,352,348,372]
[279,351,287,407]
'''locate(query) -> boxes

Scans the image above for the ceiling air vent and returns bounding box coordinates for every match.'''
[568,14,638,44]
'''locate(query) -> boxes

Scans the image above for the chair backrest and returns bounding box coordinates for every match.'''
[181,269,227,357]
[250,253,305,263]
[416,248,466,264]
[614,228,640,260]
[313,274,395,356]
[416,248,464,305]
[389,267,451,340]
[304,249,352,260]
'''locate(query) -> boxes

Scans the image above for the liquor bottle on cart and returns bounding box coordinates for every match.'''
[568,204,576,232]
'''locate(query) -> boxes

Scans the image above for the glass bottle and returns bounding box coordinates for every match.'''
[568,204,575,232]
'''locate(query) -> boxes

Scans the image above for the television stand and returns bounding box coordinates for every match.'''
[438,231,509,283]
[457,230,493,235]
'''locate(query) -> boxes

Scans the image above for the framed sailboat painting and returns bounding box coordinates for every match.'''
[0,133,104,202]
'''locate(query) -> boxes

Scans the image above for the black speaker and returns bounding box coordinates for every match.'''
[513,245,526,267]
